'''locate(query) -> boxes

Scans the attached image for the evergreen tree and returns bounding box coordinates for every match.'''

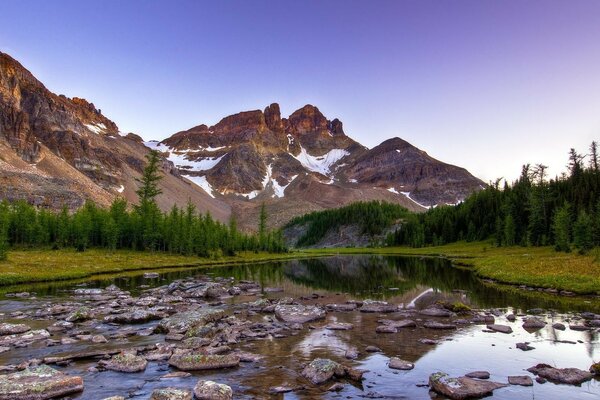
[552,203,571,252]
[258,203,267,248]
[135,150,163,250]
[573,211,593,253]
[503,214,516,246]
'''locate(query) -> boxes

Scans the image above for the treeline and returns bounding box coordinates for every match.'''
[389,142,600,253]
[0,151,285,260]
[285,201,410,247]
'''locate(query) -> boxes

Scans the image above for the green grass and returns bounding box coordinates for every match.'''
[306,241,600,294]
[0,248,320,286]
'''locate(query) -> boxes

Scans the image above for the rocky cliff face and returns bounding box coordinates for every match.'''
[154,104,485,230]
[0,52,230,220]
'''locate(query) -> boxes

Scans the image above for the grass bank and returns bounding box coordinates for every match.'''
[0,249,319,286]
[306,241,600,295]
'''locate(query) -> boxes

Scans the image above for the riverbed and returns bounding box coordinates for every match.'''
[0,255,597,399]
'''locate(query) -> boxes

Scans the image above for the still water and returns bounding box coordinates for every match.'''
[0,255,597,399]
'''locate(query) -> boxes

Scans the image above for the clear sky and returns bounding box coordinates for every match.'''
[1,0,599,182]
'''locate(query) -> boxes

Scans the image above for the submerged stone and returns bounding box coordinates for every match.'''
[388,357,414,370]
[359,300,397,313]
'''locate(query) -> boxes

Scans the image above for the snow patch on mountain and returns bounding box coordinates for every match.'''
[292,147,349,176]
[187,175,216,198]
[400,191,430,209]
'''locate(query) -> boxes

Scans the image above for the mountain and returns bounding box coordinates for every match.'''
[153,103,485,230]
[0,52,230,220]
[0,52,484,231]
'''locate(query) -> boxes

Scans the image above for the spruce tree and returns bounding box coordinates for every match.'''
[573,211,593,253]
[552,203,571,252]
[135,150,163,250]
[258,203,267,249]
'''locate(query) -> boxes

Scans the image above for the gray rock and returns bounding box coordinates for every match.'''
[0,323,30,336]
[274,304,326,323]
[375,325,397,333]
[193,380,233,400]
[359,300,397,313]
[486,324,513,334]
[388,357,414,370]
[429,372,507,400]
[522,317,546,331]
[527,364,593,385]
[465,371,490,379]
[157,308,226,334]
[0,365,84,399]
[101,352,148,373]
[508,376,533,386]
[552,322,566,330]
[420,308,451,317]
[104,309,163,324]
[302,358,345,384]
[150,387,193,400]
[168,352,240,371]
[516,342,535,351]
[65,306,93,322]
[325,322,353,330]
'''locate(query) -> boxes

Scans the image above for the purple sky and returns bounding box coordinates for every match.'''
[2,0,599,181]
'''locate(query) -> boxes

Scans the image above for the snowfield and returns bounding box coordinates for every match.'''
[292,147,349,176]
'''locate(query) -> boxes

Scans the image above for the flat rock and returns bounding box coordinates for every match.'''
[522,317,546,331]
[0,329,50,346]
[508,376,533,386]
[552,322,566,330]
[102,352,148,373]
[429,372,507,400]
[516,342,535,351]
[0,323,30,336]
[465,371,490,379]
[302,358,345,384]
[157,308,226,334]
[168,353,240,371]
[388,357,414,370]
[0,365,84,400]
[104,309,163,324]
[420,308,452,317]
[486,324,513,334]
[150,387,193,400]
[359,300,397,313]
[527,364,593,385]
[274,305,326,323]
[193,380,233,400]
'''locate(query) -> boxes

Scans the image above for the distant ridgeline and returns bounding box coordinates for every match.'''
[285,143,600,253]
[0,151,286,260]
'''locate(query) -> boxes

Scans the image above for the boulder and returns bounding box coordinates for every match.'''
[388,357,414,370]
[193,380,233,400]
[274,305,326,323]
[301,358,345,384]
[102,352,148,373]
[0,365,84,399]
[168,353,240,371]
[0,323,30,336]
[104,309,163,324]
[527,364,593,385]
[156,308,226,334]
[150,387,193,400]
[508,376,533,386]
[486,324,513,334]
[65,306,94,322]
[429,372,507,400]
[522,317,546,331]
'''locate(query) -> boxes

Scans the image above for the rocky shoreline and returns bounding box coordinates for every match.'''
[0,268,597,399]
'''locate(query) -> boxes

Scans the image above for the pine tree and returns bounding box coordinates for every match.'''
[573,211,593,253]
[552,203,571,252]
[503,215,516,246]
[258,203,267,249]
[135,150,163,250]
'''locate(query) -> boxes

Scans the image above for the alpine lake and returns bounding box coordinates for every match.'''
[0,255,597,399]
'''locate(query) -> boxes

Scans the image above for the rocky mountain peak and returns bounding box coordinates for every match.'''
[264,103,283,132]
[287,104,329,134]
